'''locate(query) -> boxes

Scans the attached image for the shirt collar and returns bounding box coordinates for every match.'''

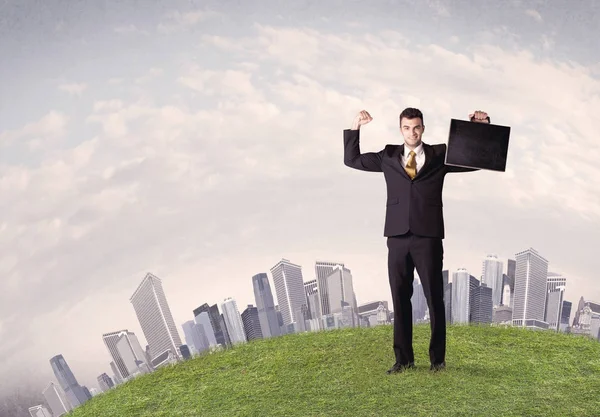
[404,142,424,157]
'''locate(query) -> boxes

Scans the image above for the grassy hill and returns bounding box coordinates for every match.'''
[70,324,600,416]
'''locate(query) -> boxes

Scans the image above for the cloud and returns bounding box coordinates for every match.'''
[525,9,543,22]
[157,9,223,34]
[114,24,150,35]
[59,82,88,96]
[426,0,451,17]
[0,111,68,149]
[2,21,599,394]
[541,34,554,51]
[178,67,260,97]
[134,67,164,84]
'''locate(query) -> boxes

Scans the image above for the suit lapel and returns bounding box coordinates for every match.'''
[394,142,433,180]
[394,144,411,180]
[414,143,434,179]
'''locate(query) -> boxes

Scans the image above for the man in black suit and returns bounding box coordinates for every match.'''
[343,107,490,373]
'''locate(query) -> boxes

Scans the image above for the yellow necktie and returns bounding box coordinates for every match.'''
[405,150,416,179]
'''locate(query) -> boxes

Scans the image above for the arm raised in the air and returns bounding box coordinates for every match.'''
[343,110,384,172]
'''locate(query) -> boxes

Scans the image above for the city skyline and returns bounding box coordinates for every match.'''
[2,0,600,407]
[27,246,598,405]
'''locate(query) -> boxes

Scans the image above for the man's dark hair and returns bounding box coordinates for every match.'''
[399,107,424,126]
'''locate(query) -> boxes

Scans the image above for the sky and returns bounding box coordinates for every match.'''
[1,0,599,397]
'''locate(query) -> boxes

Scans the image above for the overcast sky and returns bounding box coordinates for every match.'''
[1,0,599,396]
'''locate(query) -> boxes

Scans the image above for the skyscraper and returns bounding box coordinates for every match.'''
[315,260,357,317]
[305,279,322,320]
[109,361,123,385]
[28,405,52,417]
[49,354,88,408]
[325,266,357,315]
[481,254,504,307]
[193,303,229,347]
[252,273,281,338]
[512,248,549,329]
[444,282,452,324]
[102,330,149,381]
[42,382,71,417]
[507,259,516,286]
[271,258,306,326]
[412,276,428,323]
[560,300,572,331]
[241,304,264,341]
[194,311,218,348]
[97,373,114,392]
[130,272,183,361]
[471,284,493,324]
[182,320,211,353]
[545,286,566,332]
[221,297,247,344]
[547,272,567,292]
[452,268,479,324]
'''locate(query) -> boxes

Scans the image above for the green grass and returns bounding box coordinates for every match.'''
[70,324,600,416]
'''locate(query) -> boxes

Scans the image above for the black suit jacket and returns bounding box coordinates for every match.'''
[343,128,478,239]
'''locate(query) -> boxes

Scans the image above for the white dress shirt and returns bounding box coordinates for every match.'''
[401,142,425,173]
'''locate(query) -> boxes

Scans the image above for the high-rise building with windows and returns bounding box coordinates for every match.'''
[271,259,306,326]
[130,273,183,361]
[252,273,281,338]
[512,248,549,329]
[49,354,88,408]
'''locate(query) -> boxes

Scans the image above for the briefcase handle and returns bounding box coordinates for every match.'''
[470,116,491,123]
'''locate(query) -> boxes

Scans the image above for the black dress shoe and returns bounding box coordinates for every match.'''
[429,362,446,372]
[386,362,415,374]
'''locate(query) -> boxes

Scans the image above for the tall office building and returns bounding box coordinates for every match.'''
[482,254,504,307]
[572,296,586,327]
[241,304,264,341]
[547,272,567,292]
[252,273,281,338]
[452,268,479,323]
[182,320,211,353]
[28,405,52,417]
[109,361,123,385]
[412,277,428,323]
[304,279,318,295]
[271,258,307,326]
[325,265,357,315]
[194,311,218,348]
[504,259,516,306]
[512,248,549,329]
[471,284,493,324]
[545,272,567,331]
[49,354,88,408]
[545,286,566,332]
[305,279,322,320]
[219,313,232,345]
[501,274,512,307]
[444,282,453,324]
[102,330,148,381]
[116,336,152,377]
[506,259,516,287]
[42,381,71,416]
[193,303,229,347]
[97,373,114,392]
[561,300,572,331]
[221,297,247,344]
[314,261,357,317]
[130,272,183,361]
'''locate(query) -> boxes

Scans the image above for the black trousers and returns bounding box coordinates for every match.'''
[387,232,446,365]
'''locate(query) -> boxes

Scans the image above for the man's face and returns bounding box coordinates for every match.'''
[400,117,424,148]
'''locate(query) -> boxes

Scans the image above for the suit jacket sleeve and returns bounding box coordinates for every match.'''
[343,128,384,172]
